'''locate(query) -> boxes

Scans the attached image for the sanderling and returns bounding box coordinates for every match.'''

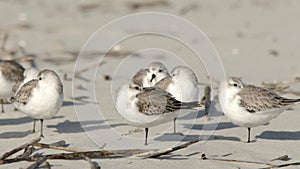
[10,69,64,137]
[116,75,201,145]
[155,66,200,133]
[147,62,170,87]
[0,60,24,113]
[218,76,300,143]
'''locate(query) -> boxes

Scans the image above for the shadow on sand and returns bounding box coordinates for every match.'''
[47,120,127,134]
[256,130,300,140]
[155,133,241,142]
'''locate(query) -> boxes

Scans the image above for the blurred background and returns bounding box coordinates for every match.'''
[0,0,299,82]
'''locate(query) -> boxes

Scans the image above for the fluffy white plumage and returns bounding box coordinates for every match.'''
[218,77,300,142]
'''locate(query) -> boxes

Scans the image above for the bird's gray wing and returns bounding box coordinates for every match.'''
[238,85,299,113]
[135,87,183,115]
[13,79,38,105]
[154,76,172,90]
[12,81,22,95]
[0,60,24,81]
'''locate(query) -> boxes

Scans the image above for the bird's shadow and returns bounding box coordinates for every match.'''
[256,131,300,140]
[62,100,84,107]
[178,110,206,120]
[0,130,32,139]
[155,133,240,142]
[0,116,64,126]
[47,120,127,134]
[183,122,238,131]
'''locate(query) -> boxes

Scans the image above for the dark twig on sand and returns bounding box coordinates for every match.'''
[136,139,200,158]
[262,162,300,169]
[201,154,274,167]
[26,156,48,169]
[270,155,290,162]
[17,146,36,158]
[81,155,101,169]
[0,151,116,165]
[0,137,41,160]
[33,142,81,153]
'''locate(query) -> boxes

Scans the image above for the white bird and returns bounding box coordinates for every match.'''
[0,60,24,112]
[218,77,300,143]
[154,66,200,133]
[147,62,170,87]
[10,69,64,137]
[116,74,201,145]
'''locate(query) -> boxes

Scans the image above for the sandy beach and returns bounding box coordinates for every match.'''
[0,0,300,168]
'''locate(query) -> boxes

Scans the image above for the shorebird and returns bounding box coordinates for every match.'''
[116,72,201,145]
[10,69,63,137]
[218,76,300,143]
[0,60,24,113]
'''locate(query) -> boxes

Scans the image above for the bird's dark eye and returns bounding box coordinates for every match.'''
[233,83,238,87]
[134,87,140,90]
[39,77,42,80]
[158,69,162,73]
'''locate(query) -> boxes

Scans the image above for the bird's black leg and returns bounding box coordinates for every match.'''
[144,128,149,145]
[247,127,251,143]
[1,99,4,113]
[173,118,177,134]
[32,119,36,133]
[40,119,44,138]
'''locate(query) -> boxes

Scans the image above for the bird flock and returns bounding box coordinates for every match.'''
[116,61,300,145]
[1,59,300,146]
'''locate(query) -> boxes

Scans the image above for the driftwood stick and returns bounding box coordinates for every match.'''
[82,155,101,169]
[0,151,116,165]
[202,155,273,167]
[45,161,51,169]
[0,149,156,165]
[137,139,200,158]
[262,162,300,169]
[270,154,290,162]
[33,143,81,153]
[17,146,36,158]
[26,156,48,169]
[0,137,41,160]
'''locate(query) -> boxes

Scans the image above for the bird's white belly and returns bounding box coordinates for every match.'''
[223,98,285,128]
[0,77,14,99]
[16,89,63,119]
[116,87,178,128]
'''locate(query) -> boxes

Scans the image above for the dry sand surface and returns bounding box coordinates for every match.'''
[0,0,300,168]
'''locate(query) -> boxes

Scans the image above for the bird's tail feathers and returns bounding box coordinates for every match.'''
[181,101,201,109]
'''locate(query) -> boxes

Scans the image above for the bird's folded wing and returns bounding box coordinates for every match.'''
[238,85,296,113]
[136,87,182,115]
[14,79,38,105]
[0,60,25,81]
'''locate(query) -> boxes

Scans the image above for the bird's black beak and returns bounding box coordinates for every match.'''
[150,74,156,82]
